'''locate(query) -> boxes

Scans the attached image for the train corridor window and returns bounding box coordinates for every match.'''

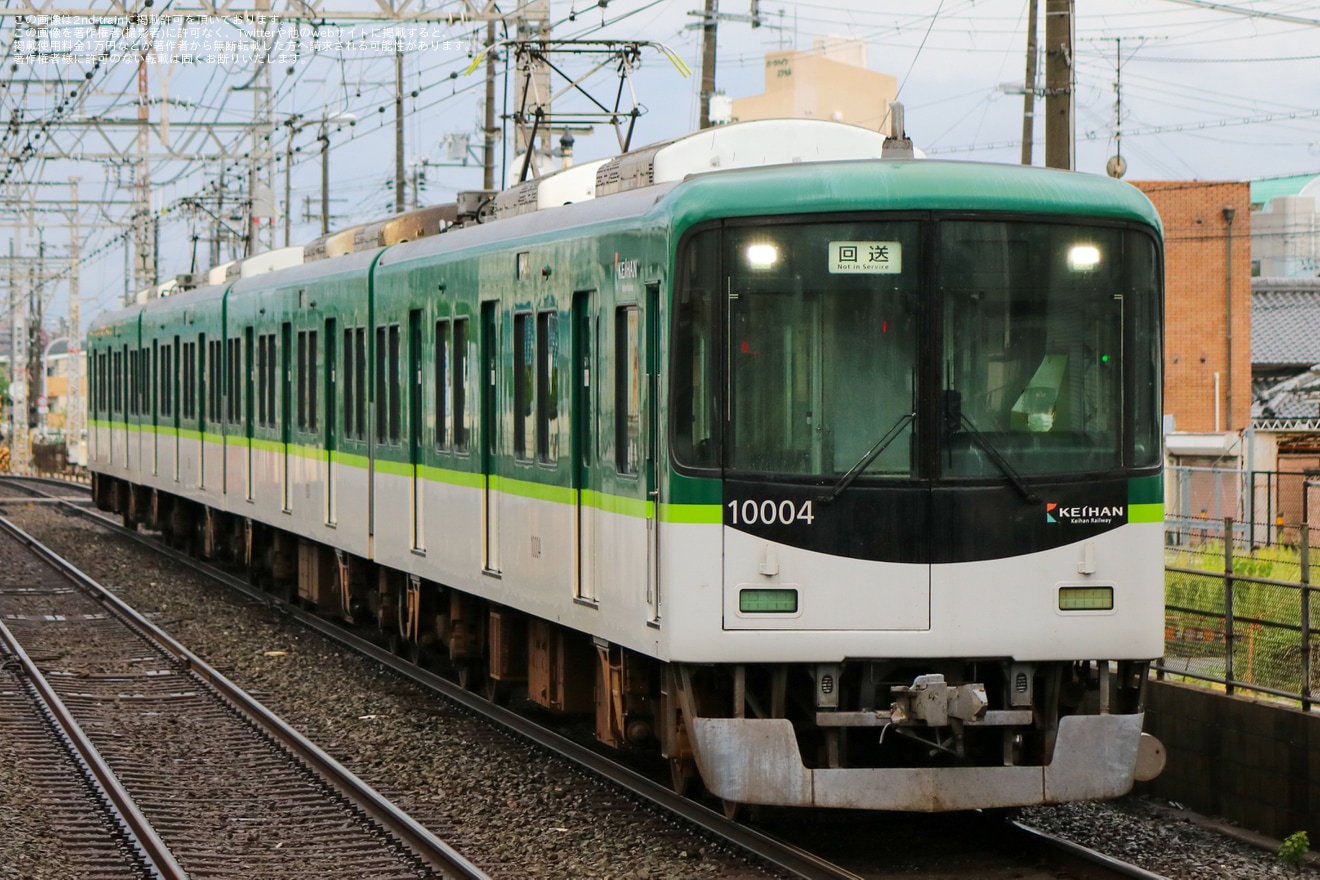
[354,328,366,441]
[209,339,222,424]
[265,334,277,429]
[308,329,318,432]
[452,318,468,452]
[343,328,355,439]
[160,345,173,417]
[536,311,558,464]
[616,306,640,476]
[258,334,269,427]
[197,336,207,426]
[435,320,450,449]
[183,342,197,420]
[375,327,386,442]
[297,330,308,430]
[514,313,533,460]
[672,230,720,469]
[226,338,242,424]
[113,350,123,413]
[388,324,400,444]
[129,349,139,416]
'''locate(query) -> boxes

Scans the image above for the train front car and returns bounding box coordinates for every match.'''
[659,160,1165,811]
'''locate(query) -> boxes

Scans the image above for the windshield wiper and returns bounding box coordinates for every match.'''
[954,413,1041,505]
[819,412,915,504]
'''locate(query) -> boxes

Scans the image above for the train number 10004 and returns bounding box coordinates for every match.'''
[726,499,815,526]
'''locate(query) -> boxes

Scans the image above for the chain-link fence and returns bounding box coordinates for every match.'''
[1160,514,1320,710]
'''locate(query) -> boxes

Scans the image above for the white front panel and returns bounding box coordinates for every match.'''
[722,528,929,631]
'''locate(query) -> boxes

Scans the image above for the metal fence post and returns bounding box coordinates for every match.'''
[1224,516,1235,695]
[1303,526,1313,712]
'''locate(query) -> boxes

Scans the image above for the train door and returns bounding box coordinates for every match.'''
[324,319,337,525]
[645,283,661,622]
[408,309,424,550]
[480,301,500,573]
[281,322,292,511]
[244,326,255,501]
[571,290,596,602]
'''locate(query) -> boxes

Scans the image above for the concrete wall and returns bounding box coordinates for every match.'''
[1141,679,1318,842]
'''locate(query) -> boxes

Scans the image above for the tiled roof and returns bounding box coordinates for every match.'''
[1253,367,1320,420]
[1252,280,1320,367]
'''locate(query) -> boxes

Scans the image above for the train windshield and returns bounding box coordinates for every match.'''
[670,217,1161,480]
[940,220,1161,478]
[673,221,921,476]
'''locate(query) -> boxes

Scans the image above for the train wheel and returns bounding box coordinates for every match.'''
[669,757,699,797]
[483,676,509,705]
[456,660,484,692]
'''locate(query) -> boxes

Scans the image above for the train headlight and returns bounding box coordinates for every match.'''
[1058,586,1114,611]
[745,243,779,269]
[1067,244,1101,272]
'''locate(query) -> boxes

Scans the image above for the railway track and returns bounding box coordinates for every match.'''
[0,509,487,880]
[0,477,1169,880]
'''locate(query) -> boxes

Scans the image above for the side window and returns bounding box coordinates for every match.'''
[226,337,241,424]
[160,344,173,417]
[343,327,355,439]
[514,312,533,460]
[354,328,366,441]
[208,340,222,423]
[129,349,138,416]
[435,319,449,449]
[308,329,318,432]
[388,324,400,444]
[536,311,558,464]
[257,334,269,427]
[452,318,468,452]
[297,330,308,431]
[265,334,276,429]
[615,306,640,475]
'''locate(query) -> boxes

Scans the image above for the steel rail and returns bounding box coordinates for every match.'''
[0,569,185,879]
[49,497,1172,880]
[0,513,491,880]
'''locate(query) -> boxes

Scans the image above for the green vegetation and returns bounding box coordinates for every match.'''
[1164,540,1319,698]
[1279,830,1309,873]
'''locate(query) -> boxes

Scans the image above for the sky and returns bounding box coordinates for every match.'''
[2,0,1319,329]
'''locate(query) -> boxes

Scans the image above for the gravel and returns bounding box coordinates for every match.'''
[4,500,1318,880]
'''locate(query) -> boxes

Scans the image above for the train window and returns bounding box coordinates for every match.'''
[308,329,318,432]
[940,221,1139,477]
[536,311,558,464]
[129,349,138,416]
[160,345,172,417]
[209,340,222,424]
[258,334,269,427]
[343,328,355,439]
[266,334,277,429]
[672,229,720,469]
[452,318,468,452]
[297,330,308,430]
[354,328,366,441]
[114,350,123,413]
[226,338,241,424]
[389,325,400,443]
[183,342,196,420]
[514,313,534,460]
[197,336,208,425]
[376,327,386,442]
[615,306,640,476]
[435,320,449,449]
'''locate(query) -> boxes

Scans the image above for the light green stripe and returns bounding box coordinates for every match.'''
[1129,502,1163,523]
[331,449,370,469]
[661,502,722,524]
[583,488,652,519]
[419,464,484,489]
[498,473,576,506]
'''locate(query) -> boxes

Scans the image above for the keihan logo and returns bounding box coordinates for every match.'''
[1046,502,1126,525]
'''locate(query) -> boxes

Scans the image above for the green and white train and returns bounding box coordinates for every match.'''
[88,118,1166,812]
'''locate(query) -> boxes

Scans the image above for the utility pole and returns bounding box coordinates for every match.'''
[484,19,498,191]
[1044,0,1074,170]
[245,0,276,256]
[1020,0,1039,165]
[66,178,83,463]
[395,47,406,213]
[133,48,156,302]
[698,0,718,130]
